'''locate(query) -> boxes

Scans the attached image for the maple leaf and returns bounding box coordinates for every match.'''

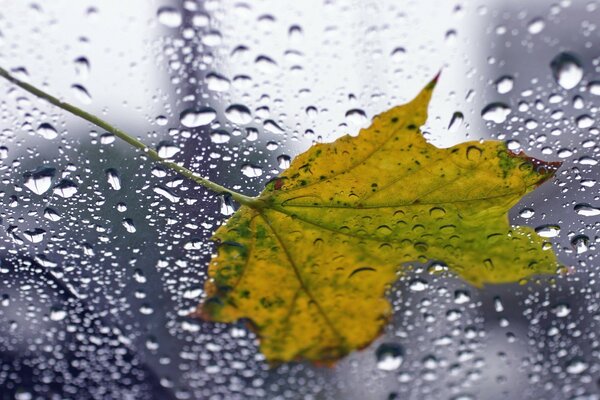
[198,78,561,364]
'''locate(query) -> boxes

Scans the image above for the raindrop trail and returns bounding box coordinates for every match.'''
[0,66,259,207]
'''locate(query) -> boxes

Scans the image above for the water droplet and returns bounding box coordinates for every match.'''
[557,148,573,158]
[576,114,594,128]
[579,156,598,165]
[220,195,235,216]
[157,7,182,27]
[153,186,180,203]
[157,141,180,158]
[36,123,58,140]
[552,303,571,317]
[571,235,589,254]
[481,103,511,123]
[345,109,368,126]
[519,208,535,218]
[255,55,278,73]
[409,279,428,291]
[551,52,583,90]
[241,164,263,177]
[71,84,92,104]
[50,307,67,321]
[122,218,136,233]
[565,359,588,377]
[495,75,514,94]
[376,343,404,371]
[100,133,115,144]
[210,130,230,144]
[574,203,600,216]
[454,290,471,304]
[277,155,291,169]
[73,56,90,80]
[588,81,600,96]
[264,120,285,134]
[0,146,8,159]
[23,228,46,243]
[105,168,121,190]
[390,47,406,62]
[535,224,560,238]
[180,108,217,128]
[206,72,230,92]
[527,17,545,34]
[225,104,252,125]
[44,207,61,221]
[23,167,55,195]
[448,112,464,132]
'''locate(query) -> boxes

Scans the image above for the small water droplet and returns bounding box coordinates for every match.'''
[210,130,230,144]
[519,208,535,218]
[277,155,291,169]
[225,104,252,125]
[23,167,55,195]
[552,303,571,317]
[23,228,46,243]
[100,133,115,144]
[481,103,511,123]
[376,343,404,371]
[588,81,600,96]
[576,114,595,130]
[495,75,514,94]
[390,47,406,62]
[571,235,589,254]
[36,123,58,140]
[71,84,92,104]
[122,218,136,233]
[50,307,67,321]
[74,56,90,80]
[448,112,464,132]
[241,164,263,177]
[153,186,180,203]
[44,207,61,221]
[409,279,428,292]
[535,224,560,238]
[264,120,285,134]
[527,17,545,34]
[105,168,121,190]
[345,109,368,126]
[206,72,230,92]
[220,195,235,216]
[180,108,217,128]
[551,52,583,90]
[157,7,182,27]
[157,141,180,158]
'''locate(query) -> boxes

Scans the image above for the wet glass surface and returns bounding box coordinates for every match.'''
[1,1,600,399]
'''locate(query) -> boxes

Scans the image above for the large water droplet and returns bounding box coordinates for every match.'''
[551,52,583,90]
[180,108,217,128]
[74,56,90,80]
[571,234,589,254]
[23,228,46,243]
[574,203,600,216]
[264,120,285,134]
[527,17,545,34]
[576,115,595,129]
[345,109,368,126]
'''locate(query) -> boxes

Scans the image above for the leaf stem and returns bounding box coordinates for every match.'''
[0,66,258,207]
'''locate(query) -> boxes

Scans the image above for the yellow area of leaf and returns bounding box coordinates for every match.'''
[196,78,562,364]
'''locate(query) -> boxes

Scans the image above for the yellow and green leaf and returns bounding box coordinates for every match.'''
[196,78,562,364]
